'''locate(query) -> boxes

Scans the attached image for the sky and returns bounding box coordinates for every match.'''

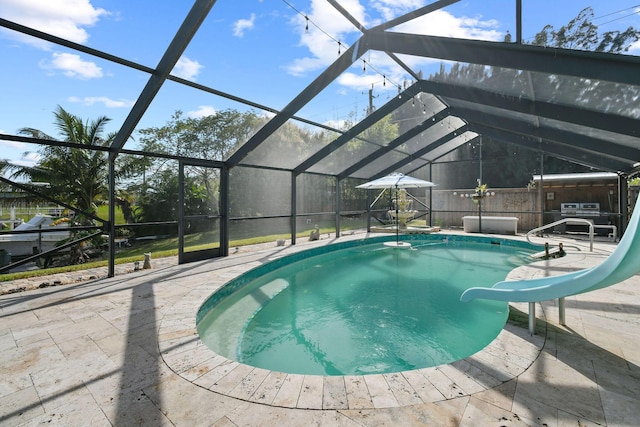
[1,0,639,168]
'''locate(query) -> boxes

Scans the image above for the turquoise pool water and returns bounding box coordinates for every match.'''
[197,235,537,376]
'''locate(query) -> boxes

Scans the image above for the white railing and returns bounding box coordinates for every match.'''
[527,218,595,252]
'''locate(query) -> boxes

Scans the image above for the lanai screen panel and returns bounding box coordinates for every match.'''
[340,177,368,214]
[412,93,449,118]
[351,119,461,178]
[229,167,291,218]
[306,91,454,177]
[424,132,478,162]
[394,115,467,157]
[428,63,535,99]
[351,149,413,179]
[433,158,483,190]
[428,61,640,122]
[239,120,341,169]
[352,155,404,179]
[393,93,448,133]
[296,173,337,233]
[306,98,416,176]
[445,98,537,126]
[309,139,383,176]
[228,167,292,242]
[444,95,640,166]
[538,117,640,151]
[395,159,432,177]
[529,72,640,119]
[296,173,336,215]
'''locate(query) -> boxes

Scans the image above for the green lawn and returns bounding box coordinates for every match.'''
[0,227,337,282]
[95,205,126,225]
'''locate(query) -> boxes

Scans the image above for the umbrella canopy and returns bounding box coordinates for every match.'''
[356,173,436,189]
[356,173,437,248]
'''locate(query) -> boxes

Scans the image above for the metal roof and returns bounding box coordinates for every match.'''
[532,172,619,182]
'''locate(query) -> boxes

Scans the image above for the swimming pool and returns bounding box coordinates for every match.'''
[197,234,537,376]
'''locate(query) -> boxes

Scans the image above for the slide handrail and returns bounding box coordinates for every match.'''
[526,218,594,252]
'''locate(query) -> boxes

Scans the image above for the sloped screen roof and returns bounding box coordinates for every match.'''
[1,0,639,179]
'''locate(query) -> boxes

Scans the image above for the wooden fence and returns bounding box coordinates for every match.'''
[427,188,541,232]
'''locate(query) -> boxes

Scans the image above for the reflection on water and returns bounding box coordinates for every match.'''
[199,239,535,375]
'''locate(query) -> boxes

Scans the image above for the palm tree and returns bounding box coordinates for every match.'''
[13,105,114,219]
[11,106,114,264]
[0,159,10,223]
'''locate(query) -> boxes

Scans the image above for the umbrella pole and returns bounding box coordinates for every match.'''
[395,184,399,245]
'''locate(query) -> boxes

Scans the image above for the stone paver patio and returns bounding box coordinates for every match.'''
[1,231,639,426]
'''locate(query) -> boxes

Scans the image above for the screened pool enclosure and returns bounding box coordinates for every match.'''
[1,1,639,276]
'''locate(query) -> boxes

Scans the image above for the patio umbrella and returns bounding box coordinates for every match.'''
[356,173,436,247]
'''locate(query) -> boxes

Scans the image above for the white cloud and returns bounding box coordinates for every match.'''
[371,0,424,22]
[323,119,351,130]
[336,67,408,95]
[283,0,364,76]
[0,0,109,49]
[172,56,202,81]
[40,52,103,79]
[0,140,29,151]
[394,10,502,41]
[233,13,256,38]
[5,151,41,168]
[187,105,217,118]
[21,151,41,164]
[337,72,385,91]
[285,1,503,90]
[68,96,134,108]
[286,56,329,77]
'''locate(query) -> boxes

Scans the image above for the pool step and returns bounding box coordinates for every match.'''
[530,246,563,259]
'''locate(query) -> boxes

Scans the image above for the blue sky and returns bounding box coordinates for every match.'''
[1,0,639,168]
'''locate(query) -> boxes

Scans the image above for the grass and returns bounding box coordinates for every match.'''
[95,205,126,225]
[0,226,338,282]
[1,202,350,283]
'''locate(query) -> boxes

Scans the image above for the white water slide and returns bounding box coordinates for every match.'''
[461,202,640,333]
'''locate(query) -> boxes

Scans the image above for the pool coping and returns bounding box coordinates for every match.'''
[158,235,547,410]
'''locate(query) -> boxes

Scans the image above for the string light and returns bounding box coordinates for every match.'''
[281,0,403,86]
[282,0,345,52]
[281,0,445,125]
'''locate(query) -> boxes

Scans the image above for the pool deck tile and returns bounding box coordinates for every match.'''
[271,373,304,408]
[322,376,349,410]
[1,231,639,425]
